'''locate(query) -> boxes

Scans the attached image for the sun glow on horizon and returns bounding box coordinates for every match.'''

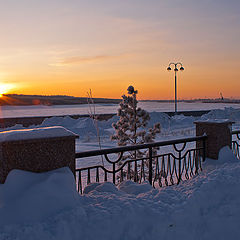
[0,83,15,96]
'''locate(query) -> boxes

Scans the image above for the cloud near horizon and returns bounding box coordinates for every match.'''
[50,54,129,66]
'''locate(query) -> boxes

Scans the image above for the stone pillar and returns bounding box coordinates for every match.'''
[0,126,78,183]
[194,120,234,160]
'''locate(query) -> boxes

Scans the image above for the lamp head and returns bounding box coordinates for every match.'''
[180,66,184,71]
[167,66,171,71]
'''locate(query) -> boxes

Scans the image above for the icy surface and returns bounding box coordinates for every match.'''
[0,102,240,118]
[0,126,78,142]
[0,147,240,239]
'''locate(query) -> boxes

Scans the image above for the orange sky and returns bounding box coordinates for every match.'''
[0,1,239,100]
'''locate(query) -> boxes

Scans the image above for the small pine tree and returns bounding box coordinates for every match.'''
[111,86,161,178]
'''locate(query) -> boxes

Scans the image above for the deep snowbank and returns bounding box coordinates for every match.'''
[0,147,239,240]
[201,107,240,122]
[0,168,80,226]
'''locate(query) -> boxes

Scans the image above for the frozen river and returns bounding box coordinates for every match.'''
[0,101,240,118]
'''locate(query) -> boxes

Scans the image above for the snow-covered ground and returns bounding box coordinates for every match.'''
[3,107,240,144]
[0,146,239,240]
[0,107,240,239]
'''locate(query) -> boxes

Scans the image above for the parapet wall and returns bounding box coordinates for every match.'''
[0,126,78,183]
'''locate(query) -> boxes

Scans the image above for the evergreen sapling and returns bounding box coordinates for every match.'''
[111,86,161,180]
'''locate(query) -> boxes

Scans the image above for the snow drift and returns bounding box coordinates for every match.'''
[0,168,80,226]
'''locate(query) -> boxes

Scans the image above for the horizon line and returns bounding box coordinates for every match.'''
[4,93,240,102]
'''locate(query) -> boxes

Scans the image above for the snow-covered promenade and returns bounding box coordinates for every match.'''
[0,147,239,240]
[0,107,240,239]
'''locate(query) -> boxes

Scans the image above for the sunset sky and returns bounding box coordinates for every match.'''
[0,0,239,100]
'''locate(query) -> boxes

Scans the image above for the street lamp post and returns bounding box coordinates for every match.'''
[167,62,184,113]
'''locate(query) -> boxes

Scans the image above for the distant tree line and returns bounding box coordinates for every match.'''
[0,94,121,106]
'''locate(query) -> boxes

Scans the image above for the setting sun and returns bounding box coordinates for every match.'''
[0,83,15,96]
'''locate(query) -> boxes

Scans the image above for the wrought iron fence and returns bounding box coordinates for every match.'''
[232,130,240,159]
[75,135,207,194]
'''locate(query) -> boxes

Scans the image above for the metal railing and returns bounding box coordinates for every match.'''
[75,135,207,194]
[232,130,240,159]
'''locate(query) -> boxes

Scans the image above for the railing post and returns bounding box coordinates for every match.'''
[148,147,153,185]
[134,161,138,182]
[113,162,116,185]
[178,151,181,184]
[203,137,206,162]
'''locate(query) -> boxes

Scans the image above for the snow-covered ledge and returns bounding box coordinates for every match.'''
[0,126,78,183]
[194,119,234,160]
